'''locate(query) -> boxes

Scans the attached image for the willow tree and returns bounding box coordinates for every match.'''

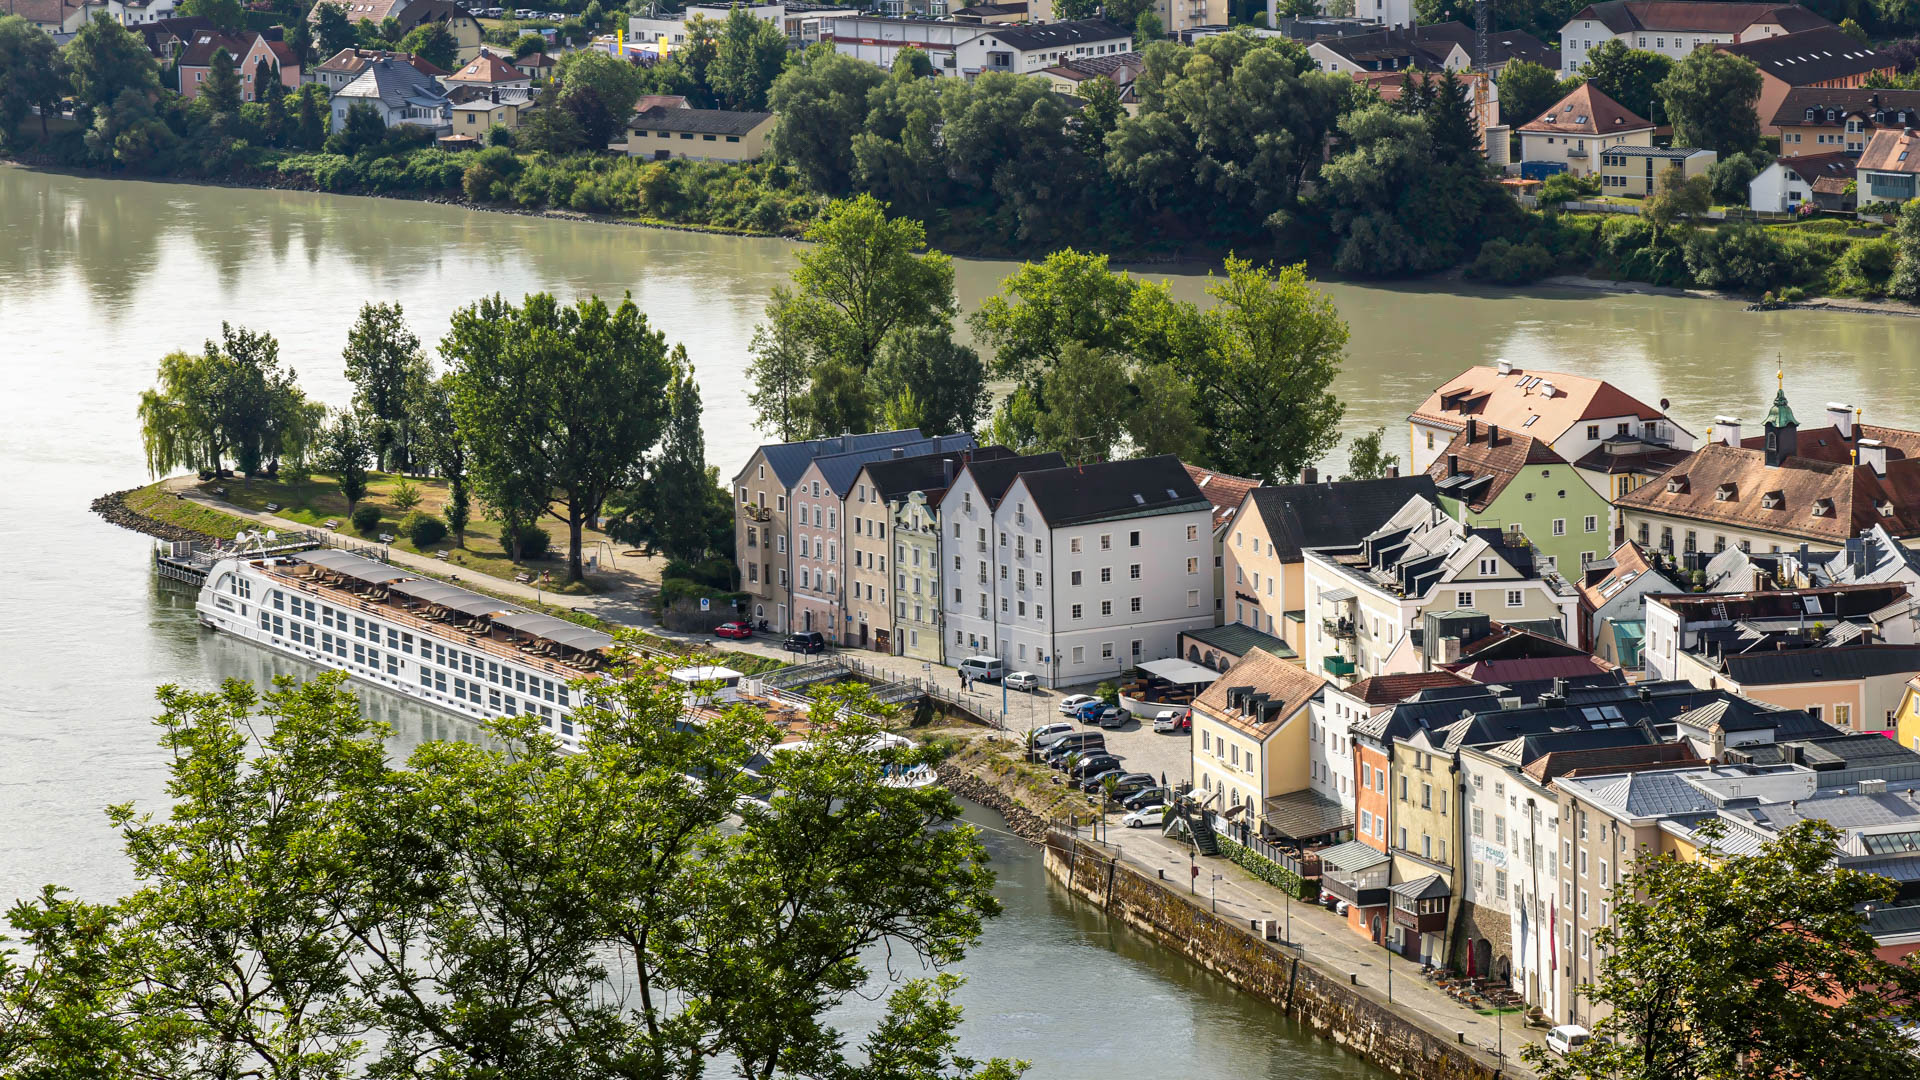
[137,325,314,478]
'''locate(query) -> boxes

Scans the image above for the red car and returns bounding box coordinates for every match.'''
[714,621,753,639]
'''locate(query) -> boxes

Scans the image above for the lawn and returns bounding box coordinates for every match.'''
[124,481,255,540]
[208,472,606,594]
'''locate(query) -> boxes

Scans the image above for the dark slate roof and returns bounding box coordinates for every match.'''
[1258,788,1351,840]
[1390,873,1449,900]
[1355,672,1632,744]
[858,445,1013,503]
[959,451,1070,507]
[1735,790,1920,831]
[1770,86,1920,129]
[1248,475,1439,562]
[1720,27,1890,87]
[629,106,775,135]
[758,430,923,489]
[1671,696,1816,734]
[1016,454,1209,527]
[1720,644,1920,686]
[977,16,1127,50]
[336,58,450,110]
[814,434,977,497]
[1736,733,1920,770]
[1181,621,1296,661]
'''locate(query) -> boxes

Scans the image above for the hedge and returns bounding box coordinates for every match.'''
[1218,835,1320,902]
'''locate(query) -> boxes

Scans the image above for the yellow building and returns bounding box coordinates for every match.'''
[626,107,776,163]
[1596,146,1716,197]
[450,96,524,134]
[1894,676,1920,754]
[1190,650,1327,834]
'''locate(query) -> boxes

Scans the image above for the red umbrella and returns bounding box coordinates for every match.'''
[1464,938,1477,978]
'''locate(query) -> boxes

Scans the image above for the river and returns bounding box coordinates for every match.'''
[2,164,1915,1076]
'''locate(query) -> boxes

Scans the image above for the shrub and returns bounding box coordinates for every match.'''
[1219,836,1320,901]
[515,525,552,559]
[401,510,446,547]
[1683,225,1796,293]
[351,503,383,534]
[1595,215,1691,287]
[1466,238,1558,284]
[389,479,422,512]
[1536,171,1599,206]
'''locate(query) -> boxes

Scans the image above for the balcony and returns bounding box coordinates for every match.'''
[1320,875,1391,909]
[1391,903,1449,934]
[1321,617,1355,641]
[739,503,772,523]
[1322,655,1356,678]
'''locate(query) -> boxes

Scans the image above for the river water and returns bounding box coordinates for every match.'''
[3,164,1915,1075]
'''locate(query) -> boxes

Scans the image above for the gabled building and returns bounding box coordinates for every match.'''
[1191,649,1330,843]
[1427,421,1612,575]
[1557,1,1831,75]
[9,0,99,37]
[1518,82,1656,179]
[1574,541,1681,659]
[102,0,175,27]
[626,107,777,162]
[308,48,450,93]
[1772,87,1920,156]
[1184,463,1259,625]
[1039,51,1144,114]
[442,52,530,92]
[952,17,1131,76]
[1749,150,1858,213]
[1860,126,1920,206]
[176,29,299,101]
[329,57,450,133]
[1717,27,1895,136]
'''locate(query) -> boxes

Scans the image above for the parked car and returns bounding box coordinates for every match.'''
[1069,753,1122,780]
[1029,722,1075,749]
[1123,787,1169,812]
[783,631,826,654]
[957,656,1006,683]
[1122,806,1166,829]
[1102,772,1156,799]
[1079,767,1125,793]
[1045,734,1105,767]
[713,621,752,640]
[1072,700,1106,723]
[1057,693,1097,716]
[1098,706,1128,729]
[1153,709,1192,733]
[1545,1026,1592,1056]
[1004,670,1039,692]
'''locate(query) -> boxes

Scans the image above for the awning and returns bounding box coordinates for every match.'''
[1135,657,1224,685]
[1320,587,1357,603]
[1389,873,1450,901]
[300,549,413,584]
[1317,839,1390,873]
[386,578,508,617]
[1259,788,1352,841]
[490,610,613,652]
[671,665,743,684]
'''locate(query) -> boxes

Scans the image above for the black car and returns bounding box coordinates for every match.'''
[1079,767,1126,793]
[783,631,826,654]
[1122,788,1168,812]
[1105,772,1157,798]
[1069,753,1122,780]
[1044,738,1105,768]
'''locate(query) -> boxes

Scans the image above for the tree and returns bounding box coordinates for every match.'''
[1318,103,1505,276]
[1527,819,1920,1080]
[605,355,719,563]
[1074,74,1123,160]
[1422,67,1481,168]
[1133,10,1162,46]
[937,73,1087,246]
[967,248,1140,390]
[872,326,990,437]
[554,47,644,125]
[515,97,587,153]
[1643,164,1711,239]
[512,32,547,59]
[1033,344,1133,463]
[769,43,886,193]
[1180,258,1347,483]
[892,43,934,80]
[318,408,374,513]
[1341,428,1397,480]
[0,16,65,147]
[1659,47,1763,155]
[324,100,388,154]
[1579,39,1672,123]
[289,82,328,149]
[201,47,241,114]
[1706,149,1765,204]
[66,13,161,164]
[137,324,313,478]
[445,292,675,583]
[1537,169,1599,206]
[1884,197,1920,302]
[397,21,458,70]
[179,0,244,29]
[710,4,788,111]
[341,301,429,472]
[314,2,357,58]
[1839,16,1869,42]
[1496,58,1562,127]
[746,195,955,440]
[412,374,472,545]
[849,65,947,216]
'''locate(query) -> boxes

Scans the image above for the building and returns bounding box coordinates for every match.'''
[1772,87,1920,155]
[1225,473,1439,657]
[1615,385,1920,558]
[952,1,1026,22]
[1860,127,1920,206]
[786,434,977,645]
[1263,0,1415,32]
[1557,1,1831,76]
[1039,51,1145,113]
[942,454,1215,685]
[308,48,450,93]
[626,106,777,161]
[1426,421,1613,575]
[1718,27,1895,136]
[176,29,299,101]
[951,18,1130,77]
[1518,82,1656,178]
[1305,25,1468,74]
[1573,541,1680,660]
[329,57,451,133]
[101,0,175,27]
[443,52,531,93]
[511,51,555,80]
[1184,464,1259,625]
[9,0,98,36]
[1190,650,1331,843]
[1595,145,1715,197]
[1408,362,1692,489]
[450,90,530,134]
[731,430,933,635]
[820,15,995,73]
[633,2,858,46]
[1748,151,1858,212]
[1302,498,1579,684]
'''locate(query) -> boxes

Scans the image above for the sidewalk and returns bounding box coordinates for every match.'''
[1086,819,1543,1075]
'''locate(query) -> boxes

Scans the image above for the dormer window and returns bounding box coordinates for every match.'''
[1761,490,1784,509]
[1811,498,1834,518]
[1665,476,1689,494]
[1805,107,1817,120]
[1715,483,1737,502]
[1878,499,1896,517]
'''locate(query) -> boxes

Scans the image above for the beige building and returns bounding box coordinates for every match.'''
[627,108,776,162]
[1190,650,1328,835]
[1596,146,1715,197]
[1518,83,1655,179]
[449,94,526,134]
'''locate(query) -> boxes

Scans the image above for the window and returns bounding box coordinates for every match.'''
[1071,603,1083,620]
[1099,534,1111,550]
[1070,537,1082,553]
[1100,600,1112,616]
[1506,589,1523,607]
[1457,591,1473,608]
[1100,567,1112,583]
[1129,597,1142,613]
[1129,531,1141,547]
[1552,518,1566,536]
[1186,524,1199,541]
[1186,557,1198,574]
[1187,589,1200,608]
[1584,515,1598,533]
[1129,563,1141,579]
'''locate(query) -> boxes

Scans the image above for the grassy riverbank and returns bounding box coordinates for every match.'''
[121,481,254,539]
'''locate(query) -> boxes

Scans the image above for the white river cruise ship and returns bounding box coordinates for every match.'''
[196,546,611,748]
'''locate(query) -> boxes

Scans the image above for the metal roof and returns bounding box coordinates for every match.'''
[1136,657,1222,685]
[1259,788,1351,840]
[386,578,508,617]
[1317,840,1391,872]
[490,610,614,652]
[1389,872,1449,900]
[300,549,412,583]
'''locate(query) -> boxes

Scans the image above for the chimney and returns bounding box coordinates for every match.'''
[1386,465,1399,478]
[1540,379,1556,398]
[1496,358,1513,375]
[1488,423,1500,446]
[1713,415,1742,447]
[1638,684,1652,704]
[942,457,956,485]
[1302,466,1318,485]
[1466,417,1479,443]
[1828,402,1855,439]
[1448,453,1460,477]
[1857,437,1887,475]
[1434,634,1463,665]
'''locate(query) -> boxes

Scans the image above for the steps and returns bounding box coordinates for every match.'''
[1182,804,1221,857]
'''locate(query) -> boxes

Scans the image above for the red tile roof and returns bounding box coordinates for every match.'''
[1576,540,1663,611]
[1616,438,1920,544]
[1412,364,1673,446]
[1184,464,1260,530]
[1428,427,1567,513]
[1860,128,1920,176]
[448,53,526,83]
[1340,671,1474,706]
[1518,81,1652,134]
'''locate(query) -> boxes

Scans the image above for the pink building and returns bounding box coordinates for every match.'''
[177,30,301,101]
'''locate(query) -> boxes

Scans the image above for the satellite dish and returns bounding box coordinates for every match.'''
[265,530,277,541]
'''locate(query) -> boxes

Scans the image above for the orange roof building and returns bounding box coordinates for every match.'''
[1517,82,1657,178]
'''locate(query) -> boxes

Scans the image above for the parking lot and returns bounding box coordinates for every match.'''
[1009,692,1194,792]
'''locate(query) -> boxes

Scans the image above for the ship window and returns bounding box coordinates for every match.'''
[490,688,502,711]
[402,632,413,655]
[435,671,446,693]
[367,648,379,669]
[559,686,570,707]
[515,670,527,693]
[386,654,399,675]
[421,668,433,689]
[273,591,284,612]
[503,695,517,716]
[544,680,556,703]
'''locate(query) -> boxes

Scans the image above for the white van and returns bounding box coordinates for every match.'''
[957,656,1006,682]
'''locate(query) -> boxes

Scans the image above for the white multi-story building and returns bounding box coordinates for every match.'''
[940,454,1215,686]
[1556,0,1829,75]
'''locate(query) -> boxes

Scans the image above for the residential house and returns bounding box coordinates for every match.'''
[1518,83,1656,178]
[308,48,449,93]
[844,446,1016,656]
[1313,672,1472,844]
[177,30,300,101]
[1224,472,1439,657]
[9,0,99,37]
[329,57,451,133]
[101,0,175,26]
[1573,541,1680,659]
[1184,463,1259,625]
[1039,51,1145,114]
[786,434,977,645]
[450,90,530,134]
[943,455,1214,685]
[626,107,777,161]
[511,51,555,81]
[1557,1,1831,76]
[1615,386,1920,558]
[1190,650,1331,843]
[952,18,1131,77]
[1305,25,1468,73]
[1436,621,1616,684]
[1303,498,1579,684]
[730,430,931,635]
[1408,361,1692,491]
[1596,145,1715,197]
[1773,87,1920,155]
[1346,67,1498,151]
[443,53,530,93]
[1749,151,1858,212]
[1718,27,1895,136]
[1859,126,1920,205]
[1426,420,1613,575]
